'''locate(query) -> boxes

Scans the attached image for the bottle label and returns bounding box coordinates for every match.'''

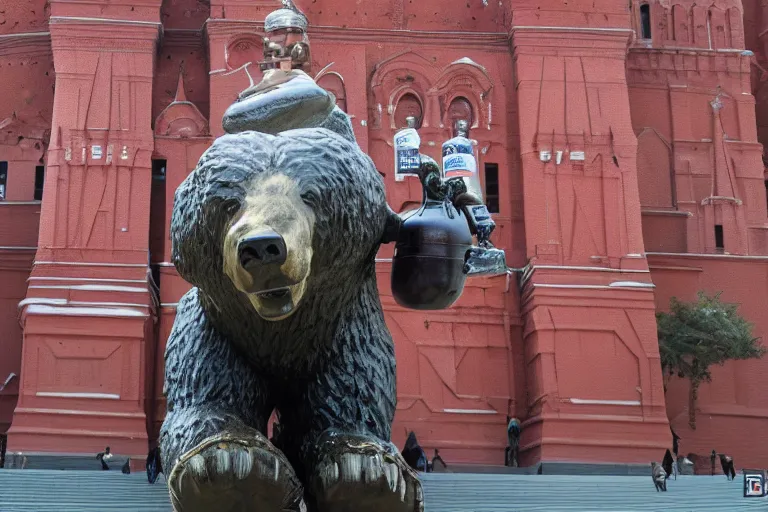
[442,140,474,157]
[394,128,421,179]
[442,137,476,178]
[395,130,419,148]
[396,148,421,173]
[443,153,476,178]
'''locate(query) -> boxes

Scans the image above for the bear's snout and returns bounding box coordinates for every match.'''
[236,230,298,295]
[238,230,287,270]
[222,174,315,321]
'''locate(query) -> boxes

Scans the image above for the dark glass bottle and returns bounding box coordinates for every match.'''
[391,166,473,310]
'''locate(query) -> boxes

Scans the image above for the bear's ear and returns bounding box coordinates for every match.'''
[170,177,205,285]
[380,205,402,245]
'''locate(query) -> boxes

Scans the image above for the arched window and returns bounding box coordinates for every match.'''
[640,4,652,39]
[394,93,423,129]
[447,96,474,130]
[317,73,347,113]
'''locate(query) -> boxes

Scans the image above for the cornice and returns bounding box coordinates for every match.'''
[49,0,163,23]
[628,47,749,60]
[627,47,751,86]
[51,0,162,6]
[0,248,36,270]
[204,19,262,38]
[49,15,161,26]
[0,32,52,58]
[209,0,275,12]
[311,25,509,49]
[511,26,632,56]
[49,17,162,52]
[724,140,762,150]
[210,0,275,4]
[204,19,510,49]
[511,25,632,33]
[162,29,205,49]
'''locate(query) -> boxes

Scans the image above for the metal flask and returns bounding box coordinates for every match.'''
[222,72,335,135]
[391,189,473,311]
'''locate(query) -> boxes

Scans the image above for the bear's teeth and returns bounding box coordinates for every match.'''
[385,464,399,492]
[187,454,206,478]
[320,462,339,489]
[398,475,407,501]
[364,455,382,484]
[340,453,363,482]
[231,448,252,480]
[214,448,231,475]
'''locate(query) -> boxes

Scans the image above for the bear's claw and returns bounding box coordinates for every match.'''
[310,431,424,512]
[169,432,306,512]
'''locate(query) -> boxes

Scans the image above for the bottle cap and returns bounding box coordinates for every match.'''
[265,0,308,33]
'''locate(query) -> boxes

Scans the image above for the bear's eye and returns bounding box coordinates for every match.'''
[209,197,240,217]
[219,197,242,216]
[300,190,320,206]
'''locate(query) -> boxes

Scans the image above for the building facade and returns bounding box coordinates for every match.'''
[0,0,767,469]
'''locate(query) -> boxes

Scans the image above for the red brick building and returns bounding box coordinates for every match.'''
[1,0,768,469]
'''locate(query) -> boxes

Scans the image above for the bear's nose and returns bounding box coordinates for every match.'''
[237,231,287,269]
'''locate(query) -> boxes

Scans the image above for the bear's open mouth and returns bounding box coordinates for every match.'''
[256,288,290,300]
[251,286,296,320]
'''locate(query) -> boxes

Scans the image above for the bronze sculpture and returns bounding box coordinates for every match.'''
[160,2,506,511]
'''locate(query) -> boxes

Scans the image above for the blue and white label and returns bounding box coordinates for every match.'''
[397,148,421,173]
[442,136,476,178]
[394,128,421,180]
[443,153,477,177]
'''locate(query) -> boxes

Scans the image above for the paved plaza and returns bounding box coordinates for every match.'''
[0,469,763,511]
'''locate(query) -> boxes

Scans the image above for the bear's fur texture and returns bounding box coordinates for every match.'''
[161,121,422,512]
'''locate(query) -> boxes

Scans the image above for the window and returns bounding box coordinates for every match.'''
[152,159,166,181]
[715,224,724,251]
[640,4,652,39]
[447,97,474,133]
[484,163,500,214]
[394,93,423,129]
[34,166,45,201]
[0,161,7,201]
[149,158,168,266]
[316,73,347,113]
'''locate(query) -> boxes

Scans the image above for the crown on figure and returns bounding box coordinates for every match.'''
[265,0,308,33]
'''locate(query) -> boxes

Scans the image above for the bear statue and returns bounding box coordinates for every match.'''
[160,4,507,511]
[160,114,423,512]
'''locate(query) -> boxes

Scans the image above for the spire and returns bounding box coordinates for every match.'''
[710,91,737,199]
[174,70,188,103]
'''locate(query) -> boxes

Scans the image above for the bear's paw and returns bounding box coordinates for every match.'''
[310,430,424,512]
[169,432,306,512]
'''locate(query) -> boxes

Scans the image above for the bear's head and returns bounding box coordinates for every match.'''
[171,128,396,322]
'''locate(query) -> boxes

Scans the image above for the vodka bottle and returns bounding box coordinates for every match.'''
[442,120,483,200]
[394,116,421,181]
